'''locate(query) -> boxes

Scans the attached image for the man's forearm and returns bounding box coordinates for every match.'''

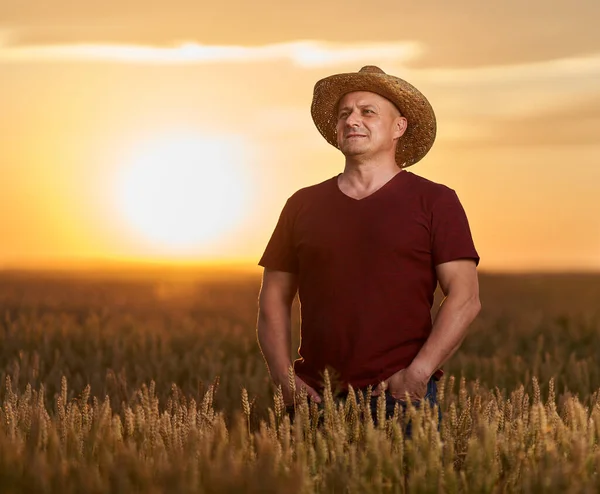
[409,293,481,379]
[256,308,293,386]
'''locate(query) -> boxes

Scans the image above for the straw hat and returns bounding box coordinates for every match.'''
[311,65,436,168]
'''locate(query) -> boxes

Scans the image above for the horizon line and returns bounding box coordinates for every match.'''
[1,259,599,277]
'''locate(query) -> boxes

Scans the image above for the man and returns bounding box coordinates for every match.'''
[256,66,481,421]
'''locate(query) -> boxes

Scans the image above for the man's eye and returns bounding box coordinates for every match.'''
[364,109,374,114]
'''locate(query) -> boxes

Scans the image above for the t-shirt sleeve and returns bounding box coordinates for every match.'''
[258,197,299,273]
[431,189,480,267]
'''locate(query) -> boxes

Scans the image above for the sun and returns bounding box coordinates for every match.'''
[116,133,250,253]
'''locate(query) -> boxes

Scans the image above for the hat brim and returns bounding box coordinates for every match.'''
[311,71,436,168]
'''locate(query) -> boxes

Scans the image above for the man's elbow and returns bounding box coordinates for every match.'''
[257,299,291,324]
[467,294,481,320]
[447,290,481,319]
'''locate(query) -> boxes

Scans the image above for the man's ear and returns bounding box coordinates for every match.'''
[394,117,408,139]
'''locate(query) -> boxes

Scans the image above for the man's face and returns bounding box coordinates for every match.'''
[335,91,407,161]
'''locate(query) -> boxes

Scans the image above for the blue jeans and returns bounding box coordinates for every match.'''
[285,377,441,435]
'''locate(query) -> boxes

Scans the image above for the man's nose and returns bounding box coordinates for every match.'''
[345,110,361,127]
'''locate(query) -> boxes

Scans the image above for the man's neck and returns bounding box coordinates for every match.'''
[339,159,402,196]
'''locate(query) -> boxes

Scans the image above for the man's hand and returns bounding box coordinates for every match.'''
[280,375,322,407]
[372,366,429,402]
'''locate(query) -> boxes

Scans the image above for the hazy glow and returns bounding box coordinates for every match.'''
[116,134,249,253]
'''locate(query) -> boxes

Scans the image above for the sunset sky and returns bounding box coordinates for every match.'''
[1,0,599,272]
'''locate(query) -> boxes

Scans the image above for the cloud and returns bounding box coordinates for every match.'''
[442,97,600,148]
[0,39,423,67]
[2,0,600,69]
[2,36,599,147]
[2,37,598,84]
[3,37,599,101]
[397,55,600,121]
[417,56,600,86]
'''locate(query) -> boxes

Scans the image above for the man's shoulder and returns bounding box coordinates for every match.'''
[405,171,455,199]
[288,176,337,203]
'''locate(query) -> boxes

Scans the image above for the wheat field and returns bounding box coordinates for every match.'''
[0,269,599,493]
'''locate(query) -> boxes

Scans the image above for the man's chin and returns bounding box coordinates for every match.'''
[340,145,369,157]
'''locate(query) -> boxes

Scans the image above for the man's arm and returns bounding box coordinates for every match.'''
[408,258,481,380]
[377,258,480,399]
[256,268,322,404]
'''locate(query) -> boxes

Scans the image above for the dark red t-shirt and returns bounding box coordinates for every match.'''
[259,170,480,392]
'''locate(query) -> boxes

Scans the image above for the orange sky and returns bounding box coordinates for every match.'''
[1,1,599,272]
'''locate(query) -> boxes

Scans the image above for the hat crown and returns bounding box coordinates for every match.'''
[359,65,385,74]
